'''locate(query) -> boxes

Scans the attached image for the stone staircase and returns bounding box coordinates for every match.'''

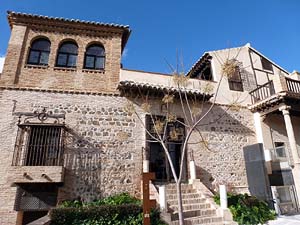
[161,182,237,225]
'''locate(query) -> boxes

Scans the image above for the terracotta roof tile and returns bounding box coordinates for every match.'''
[7,11,130,30]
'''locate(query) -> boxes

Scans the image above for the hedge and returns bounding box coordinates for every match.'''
[50,204,142,225]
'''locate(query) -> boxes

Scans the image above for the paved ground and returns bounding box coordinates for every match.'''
[268,214,300,225]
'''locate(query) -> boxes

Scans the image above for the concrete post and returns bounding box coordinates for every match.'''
[189,160,196,180]
[143,160,149,172]
[219,185,228,209]
[279,105,300,208]
[159,185,167,211]
[253,112,264,144]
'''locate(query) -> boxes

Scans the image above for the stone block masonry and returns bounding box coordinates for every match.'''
[0,88,144,224]
[190,104,256,193]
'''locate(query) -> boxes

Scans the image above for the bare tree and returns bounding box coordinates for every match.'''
[123,50,244,225]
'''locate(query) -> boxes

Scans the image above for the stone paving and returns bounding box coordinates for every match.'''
[268,214,300,225]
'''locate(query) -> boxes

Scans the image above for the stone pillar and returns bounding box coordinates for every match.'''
[143,160,149,172]
[253,112,264,144]
[158,185,167,212]
[189,161,196,184]
[219,185,228,209]
[279,105,300,207]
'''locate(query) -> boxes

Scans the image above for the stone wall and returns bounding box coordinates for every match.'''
[0,87,259,224]
[190,104,256,193]
[0,88,144,224]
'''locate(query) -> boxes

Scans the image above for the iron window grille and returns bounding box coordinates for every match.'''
[27,38,51,66]
[12,109,66,166]
[228,66,243,92]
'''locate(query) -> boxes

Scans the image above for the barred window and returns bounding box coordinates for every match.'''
[13,125,65,166]
[228,66,243,92]
[27,38,51,65]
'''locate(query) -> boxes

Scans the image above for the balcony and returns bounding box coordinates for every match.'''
[8,123,65,184]
[249,74,300,112]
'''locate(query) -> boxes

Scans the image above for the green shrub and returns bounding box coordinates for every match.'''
[59,193,141,208]
[214,193,276,225]
[50,204,142,225]
[51,193,166,225]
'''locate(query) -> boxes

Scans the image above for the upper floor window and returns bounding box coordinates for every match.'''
[27,38,51,65]
[56,41,78,68]
[84,44,105,70]
[261,57,273,72]
[228,66,243,91]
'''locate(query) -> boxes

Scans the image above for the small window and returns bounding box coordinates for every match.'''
[274,142,287,159]
[56,41,78,68]
[261,57,273,72]
[27,38,51,65]
[228,66,243,91]
[84,44,105,70]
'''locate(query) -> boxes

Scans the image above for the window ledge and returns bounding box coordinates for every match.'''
[25,64,49,69]
[53,67,77,72]
[82,69,105,74]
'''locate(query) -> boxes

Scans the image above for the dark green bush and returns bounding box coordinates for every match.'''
[50,204,142,225]
[51,193,166,225]
[59,193,141,208]
[214,193,276,225]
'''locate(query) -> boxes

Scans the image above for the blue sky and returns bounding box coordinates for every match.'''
[0,0,299,73]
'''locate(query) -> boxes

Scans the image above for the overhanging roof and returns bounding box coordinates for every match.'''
[7,11,131,52]
[118,80,212,100]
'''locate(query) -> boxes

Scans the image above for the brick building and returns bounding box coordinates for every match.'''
[0,11,300,225]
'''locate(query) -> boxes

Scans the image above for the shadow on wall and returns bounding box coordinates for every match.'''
[195,165,214,192]
[190,105,255,192]
[58,126,137,203]
[60,128,104,202]
[264,113,300,150]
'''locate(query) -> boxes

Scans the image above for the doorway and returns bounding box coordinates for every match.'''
[146,115,186,183]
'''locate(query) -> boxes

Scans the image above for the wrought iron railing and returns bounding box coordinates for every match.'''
[12,124,65,166]
[249,80,275,104]
[286,77,300,93]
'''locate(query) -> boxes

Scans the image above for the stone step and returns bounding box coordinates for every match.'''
[169,203,212,212]
[172,216,223,225]
[167,197,207,205]
[167,193,201,200]
[166,188,198,195]
[165,183,193,190]
[171,208,217,221]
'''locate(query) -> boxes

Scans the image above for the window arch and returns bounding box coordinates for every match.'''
[27,38,51,65]
[56,41,78,68]
[84,44,105,70]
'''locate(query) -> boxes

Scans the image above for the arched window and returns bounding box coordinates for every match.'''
[56,41,78,68]
[27,38,51,65]
[84,44,105,70]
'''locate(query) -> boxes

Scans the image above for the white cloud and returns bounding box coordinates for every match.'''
[0,57,5,73]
